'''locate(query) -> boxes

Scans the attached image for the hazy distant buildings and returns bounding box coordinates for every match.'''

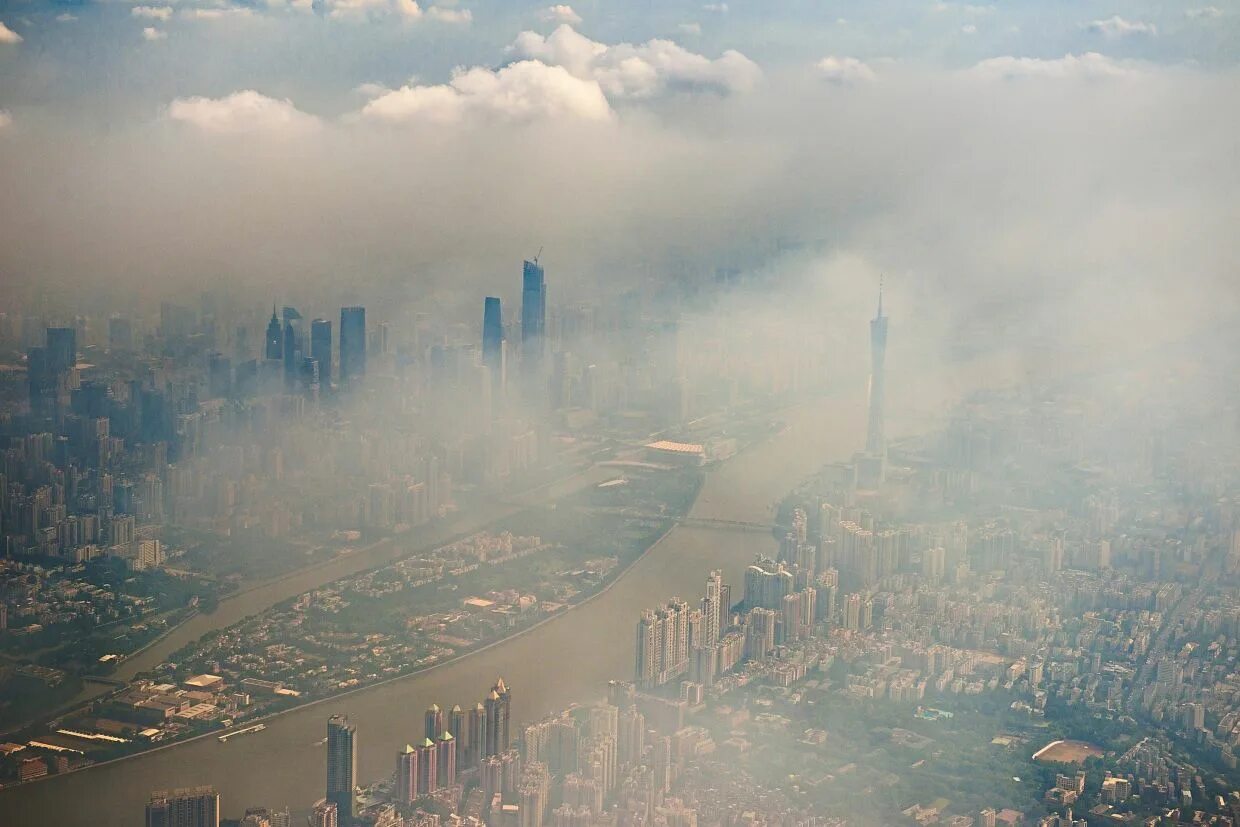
[265,308,283,362]
[145,786,220,827]
[340,306,366,389]
[326,715,357,825]
[311,318,333,390]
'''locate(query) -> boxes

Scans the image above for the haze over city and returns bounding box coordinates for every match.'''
[0,2,1237,827]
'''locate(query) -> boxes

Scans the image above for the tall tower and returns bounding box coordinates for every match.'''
[866,279,887,459]
[339,306,366,390]
[855,278,889,489]
[326,715,357,825]
[521,259,546,389]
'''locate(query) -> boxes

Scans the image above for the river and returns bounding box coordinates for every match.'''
[3,350,992,824]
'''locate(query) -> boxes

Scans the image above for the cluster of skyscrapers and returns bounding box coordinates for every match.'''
[322,680,512,824]
[634,571,731,690]
[260,305,367,399]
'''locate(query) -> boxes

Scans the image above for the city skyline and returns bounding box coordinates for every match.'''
[0,1,1237,826]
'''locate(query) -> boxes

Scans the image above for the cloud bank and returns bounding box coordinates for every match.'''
[509,25,761,98]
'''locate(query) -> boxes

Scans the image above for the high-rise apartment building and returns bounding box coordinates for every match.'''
[396,744,418,805]
[326,715,357,825]
[339,306,366,389]
[145,786,220,827]
[425,703,445,742]
[743,558,794,611]
[468,702,486,769]
[311,800,338,827]
[484,677,511,758]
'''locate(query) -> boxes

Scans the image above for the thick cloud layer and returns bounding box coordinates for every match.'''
[0,8,1236,375]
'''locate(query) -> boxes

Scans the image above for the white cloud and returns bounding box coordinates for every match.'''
[142,26,167,41]
[265,0,316,11]
[702,3,727,12]
[932,2,994,13]
[354,81,392,99]
[181,7,257,21]
[678,22,702,36]
[359,60,613,125]
[509,25,761,99]
[56,12,78,22]
[815,56,876,84]
[427,6,471,24]
[0,21,23,44]
[167,90,320,134]
[961,23,977,34]
[970,52,1134,80]
[132,6,173,21]
[1086,16,1157,38]
[0,110,12,131]
[540,5,581,25]
[325,0,423,20]
[1185,6,1223,19]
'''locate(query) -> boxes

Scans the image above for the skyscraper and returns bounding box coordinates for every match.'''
[437,730,457,788]
[484,678,511,758]
[482,296,504,392]
[45,326,76,375]
[311,318,332,389]
[326,715,357,825]
[282,319,298,390]
[145,787,220,827]
[417,737,438,794]
[339,306,366,389]
[468,702,486,769]
[396,744,418,805]
[265,307,283,361]
[520,259,546,384]
[449,704,466,745]
[701,570,723,649]
[425,703,445,742]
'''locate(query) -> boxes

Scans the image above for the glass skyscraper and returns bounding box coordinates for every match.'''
[326,715,356,825]
[339,306,366,389]
[520,260,545,381]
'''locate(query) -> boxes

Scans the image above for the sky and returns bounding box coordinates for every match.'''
[0,0,1237,362]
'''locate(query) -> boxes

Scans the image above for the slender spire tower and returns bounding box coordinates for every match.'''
[865,277,888,462]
